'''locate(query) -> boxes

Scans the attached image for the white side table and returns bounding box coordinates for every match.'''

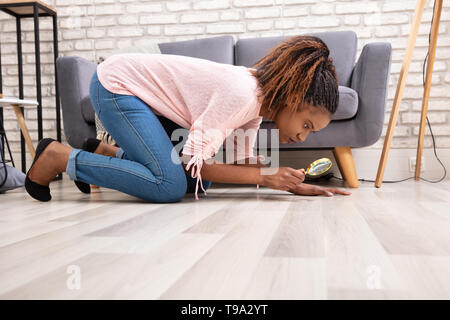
[0,96,38,158]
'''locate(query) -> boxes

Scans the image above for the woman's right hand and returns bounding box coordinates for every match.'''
[260,167,305,191]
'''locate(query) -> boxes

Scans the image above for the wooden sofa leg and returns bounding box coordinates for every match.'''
[332,146,359,188]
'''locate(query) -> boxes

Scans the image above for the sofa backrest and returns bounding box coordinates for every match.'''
[159,35,235,64]
[56,33,359,147]
[56,56,98,147]
[235,30,357,87]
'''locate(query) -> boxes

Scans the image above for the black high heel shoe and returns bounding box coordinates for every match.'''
[25,138,57,202]
[74,138,102,194]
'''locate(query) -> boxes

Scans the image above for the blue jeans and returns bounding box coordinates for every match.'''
[65,71,212,203]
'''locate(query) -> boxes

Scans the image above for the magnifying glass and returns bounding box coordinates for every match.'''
[302,157,333,181]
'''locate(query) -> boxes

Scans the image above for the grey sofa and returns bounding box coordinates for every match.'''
[56,31,392,188]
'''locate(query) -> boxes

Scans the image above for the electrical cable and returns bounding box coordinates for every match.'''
[331,0,447,184]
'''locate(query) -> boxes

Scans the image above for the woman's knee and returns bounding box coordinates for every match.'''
[139,179,186,203]
[156,169,188,203]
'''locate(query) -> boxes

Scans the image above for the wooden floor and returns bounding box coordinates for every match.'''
[0,175,450,300]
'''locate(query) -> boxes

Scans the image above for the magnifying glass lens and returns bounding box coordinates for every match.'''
[305,158,332,178]
[309,162,330,174]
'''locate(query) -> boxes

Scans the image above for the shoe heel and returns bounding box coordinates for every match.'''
[83,138,101,153]
[25,138,56,202]
[25,176,51,202]
[75,180,91,194]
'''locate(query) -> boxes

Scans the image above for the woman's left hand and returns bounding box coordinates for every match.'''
[288,183,352,197]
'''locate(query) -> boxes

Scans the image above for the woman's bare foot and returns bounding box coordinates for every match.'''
[88,142,119,190]
[27,141,72,186]
[92,142,119,158]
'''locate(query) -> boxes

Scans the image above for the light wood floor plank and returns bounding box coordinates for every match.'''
[355,186,450,255]
[159,200,291,299]
[242,257,327,299]
[1,233,223,299]
[0,236,121,296]
[0,177,449,299]
[321,192,405,291]
[390,255,450,299]
[264,199,325,258]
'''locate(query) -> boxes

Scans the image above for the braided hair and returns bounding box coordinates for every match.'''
[249,35,339,120]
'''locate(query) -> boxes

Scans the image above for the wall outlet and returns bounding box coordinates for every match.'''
[409,156,425,172]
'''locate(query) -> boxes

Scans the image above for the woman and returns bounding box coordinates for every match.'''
[25,35,351,202]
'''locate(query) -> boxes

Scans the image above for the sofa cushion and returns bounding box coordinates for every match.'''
[262,85,358,122]
[159,35,235,64]
[80,95,95,124]
[332,86,358,120]
[235,30,357,87]
[56,56,98,148]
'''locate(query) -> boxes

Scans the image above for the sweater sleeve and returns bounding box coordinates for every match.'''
[182,117,227,200]
[182,92,248,199]
[180,76,255,200]
[231,116,263,162]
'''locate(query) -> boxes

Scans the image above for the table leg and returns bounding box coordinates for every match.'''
[12,104,35,159]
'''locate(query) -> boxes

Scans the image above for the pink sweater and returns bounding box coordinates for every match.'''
[97,53,263,200]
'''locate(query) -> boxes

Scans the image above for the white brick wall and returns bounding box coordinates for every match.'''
[0,0,449,170]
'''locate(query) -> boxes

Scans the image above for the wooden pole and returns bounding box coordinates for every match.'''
[415,0,443,179]
[375,0,427,188]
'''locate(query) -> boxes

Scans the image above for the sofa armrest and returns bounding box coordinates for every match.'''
[56,56,97,148]
[350,42,392,146]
